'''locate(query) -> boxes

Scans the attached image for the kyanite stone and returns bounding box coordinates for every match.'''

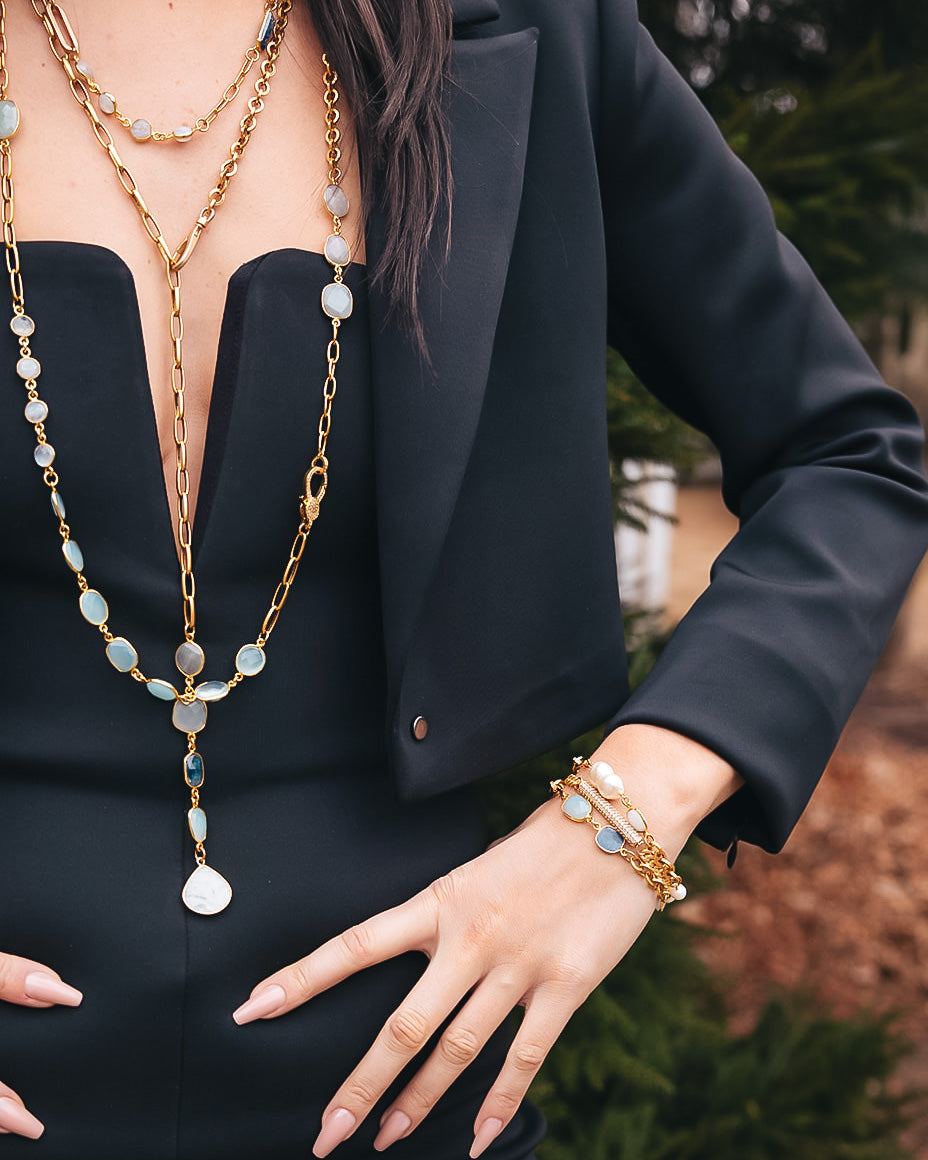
[17,356,40,380]
[130,118,152,141]
[188,806,207,843]
[324,233,351,267]
[25,399,48,423]
[235,644,266,677]
[181,864,232,915]
[106,636,138,673]
[184,751,205,787]
[147,678,178,702]
[175,641,205,676]
[562,793,592,822]
[34,443,55,467]
[62,539,84,572]
[323,184,349,218]
[79,588,108,625]
[0,99,20,139]
[627,809,647,833]
[98,92,116,115]
[595,827,625,854]
[195,680,229,702]
[321,282,353,320]
[258,9,276,50]
[50,490,66,520]
[173,698,207,734]
[10,313,35,337]
[174,125,194,141]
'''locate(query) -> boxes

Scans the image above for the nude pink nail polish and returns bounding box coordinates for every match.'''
[470,1117,504,1159]
[232,984,286,1025]
[23,973,83,1007]
[374,1109,412,1150]
[0,1097,44,1139]
[312,1107,356,1158]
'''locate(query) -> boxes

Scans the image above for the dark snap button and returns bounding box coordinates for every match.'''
[411,716,429,741]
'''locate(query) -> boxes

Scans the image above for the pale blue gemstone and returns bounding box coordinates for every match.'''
[0,100,20,139]
[25,399,48,423]
[10,314,34,337]
[175,641,205,676]
[106,637,138,673]
[595,827,625,854]
[188,806,208,843]
[34,443,55,467]
[235,644,266,677]
[147,678,178,701]
[321,282,353,320]
[323,184,349,218]
[62,539,84,572]
[173,697,207,733]
[324,233,351,268]
[17,356,40,380]
[79,589,108,625]
[562,794,592,822]
[51,490,66,520]
[195,680,229,702]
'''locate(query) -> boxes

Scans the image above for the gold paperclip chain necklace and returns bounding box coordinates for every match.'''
[1,1,355,913]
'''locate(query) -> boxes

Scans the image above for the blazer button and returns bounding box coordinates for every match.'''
[411,716,429,741]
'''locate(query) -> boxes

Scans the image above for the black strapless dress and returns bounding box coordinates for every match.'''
[0,243,545,1159]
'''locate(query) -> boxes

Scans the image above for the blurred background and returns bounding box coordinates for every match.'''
[485,3,928,1156]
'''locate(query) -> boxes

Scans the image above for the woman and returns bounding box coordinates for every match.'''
[0,0,925,1157]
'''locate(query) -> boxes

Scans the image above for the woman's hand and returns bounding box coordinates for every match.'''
[233,725,742,1159]
[0,953,83,1140]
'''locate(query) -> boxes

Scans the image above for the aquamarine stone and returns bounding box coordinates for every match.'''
[147,678,178,701]
[34,443,55,467]
[323,183,349,218]
[25,399,48,424]
[175,641,205,677]
[324,233,351,268]
[321,282,353,320]
[562,794,592,822]
[17,356,40,380]
[79,589,108,625]
[173,697,207,733]
[235,644,266,677]
[62,539,84,572]
[106,637,138,673]
[10,313,34,337]
[188,806,207,843]
[595,827,625,854]
[0,100,20,139]
[195,681,229,702]
[51,490,66,520]
[184,751,205,788]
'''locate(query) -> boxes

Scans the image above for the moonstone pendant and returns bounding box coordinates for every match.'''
[130,118,152,141]
[323,183,349,218]
[182,864,232,915]
[321,282,353,320]
[172,697,207,733]
[324,233,350,267]
[0,100,19,139]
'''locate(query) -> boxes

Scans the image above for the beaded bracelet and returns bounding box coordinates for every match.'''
[550,756,687,910]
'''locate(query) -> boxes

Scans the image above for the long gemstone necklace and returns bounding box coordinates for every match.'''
[0,1,355,913]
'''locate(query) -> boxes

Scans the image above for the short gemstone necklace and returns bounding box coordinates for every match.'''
[0,1,355,914]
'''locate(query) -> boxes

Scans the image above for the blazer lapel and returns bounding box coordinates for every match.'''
[367,25,539,680]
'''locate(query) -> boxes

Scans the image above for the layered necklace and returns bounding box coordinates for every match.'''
[0,0,355,913]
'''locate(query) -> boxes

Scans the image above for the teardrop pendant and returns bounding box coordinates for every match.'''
[182,864,232,915]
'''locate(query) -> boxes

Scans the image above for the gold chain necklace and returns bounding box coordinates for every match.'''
[0,2,355,914]
[40,0,279,144]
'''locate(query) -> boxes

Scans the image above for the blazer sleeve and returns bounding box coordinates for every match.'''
[595,3,928,852]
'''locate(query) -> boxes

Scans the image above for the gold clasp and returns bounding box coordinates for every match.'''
[301,464,327,525]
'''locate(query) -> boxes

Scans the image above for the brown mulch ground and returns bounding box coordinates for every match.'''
[680,663,928,1155]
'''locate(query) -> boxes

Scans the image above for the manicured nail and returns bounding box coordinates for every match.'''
[24,972,83,1007]
[312,1107,356,1158]
[470,1117,504,1159]
[0,1097,44,1139]
[374,1109,412,1150]
[232,984,286,1025]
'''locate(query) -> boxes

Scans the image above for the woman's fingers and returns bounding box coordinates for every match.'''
[0,1083,44,1139]
[0,952,83,1010]
[233,891,436,1025]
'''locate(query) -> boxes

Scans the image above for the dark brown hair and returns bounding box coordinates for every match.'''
[305,0,454,350]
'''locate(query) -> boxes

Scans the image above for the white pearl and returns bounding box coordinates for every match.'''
[590,760,624,798]
[671,883,688,902]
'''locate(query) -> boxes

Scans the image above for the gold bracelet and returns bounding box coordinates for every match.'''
[550,756,687,911]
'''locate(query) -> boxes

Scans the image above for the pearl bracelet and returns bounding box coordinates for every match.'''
[550,756,687,910]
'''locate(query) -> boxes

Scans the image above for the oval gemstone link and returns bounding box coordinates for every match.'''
[323,184,349,218]
[79,589,108,626]
[175,641,206,677]
[34,443,55,467]
[0,99,20,139]
[10,313,35,337]
[106,637,138,673]
[562,794,592,822]
[235,644,266,677]
[98,92,116,115]
[50,490,66,520]
[627,809,647,833]
[25,399,48,423]
[324,234,350,268]
[62,539,84,572]
[173,698,207,734]
[147,678,178,702]
[17,356,40,380]
[130,118,152,141]
[321,282,353,320]
[595,827,625,854]
[174,125,194,141]
[195,681,229,702]
[184,751,205,788]
[76,61,93,79]
[188,806,208,843]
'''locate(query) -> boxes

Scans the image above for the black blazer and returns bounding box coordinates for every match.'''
[365,0,928,853]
